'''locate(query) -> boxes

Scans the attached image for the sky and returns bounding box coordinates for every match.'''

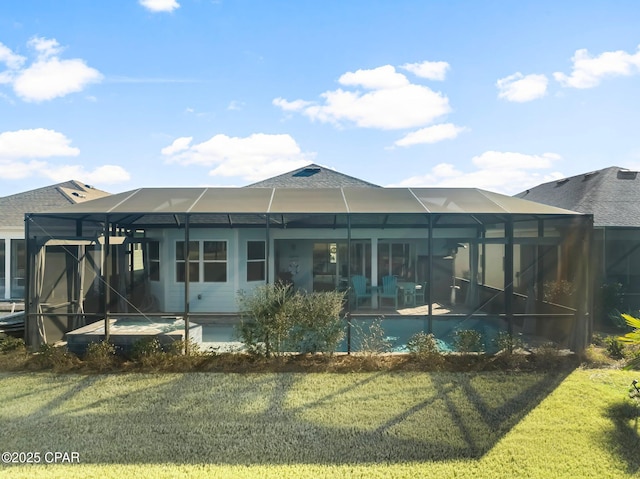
[2,1,640,197]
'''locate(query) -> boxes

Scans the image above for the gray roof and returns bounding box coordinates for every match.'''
[38,186,580,218]
[245,163,380,188]
[0,180,110,229]
[516,166,640,227]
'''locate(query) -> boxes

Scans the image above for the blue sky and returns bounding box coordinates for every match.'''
[2,1,640,196]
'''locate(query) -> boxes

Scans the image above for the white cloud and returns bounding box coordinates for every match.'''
[227,100,244,111]
[140,0,180,12]
[0,128,80,158]
[1,37,102,102]
[272,97,313,112]
[496,73,548,102]
[41,164,131,184]
[0,160,48,180]
[0,42,26,70]
[401,61,450,81]
[395,123,467,147]
[162,132,313,181]
[554,45,640,88]
[14,57,103,102]
[390,151,563,195]
[28,36,62,59]
[161,136,192,155]
[338,65,409,90]
[273,64,451,130]
[0,128,129,185]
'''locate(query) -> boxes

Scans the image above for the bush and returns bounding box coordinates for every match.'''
[454,329,484,353]
[34,344,80,371]
[84,340,117,371]
[406,332,444,368]
[237,282,294,357]
[287,290,345,355]
[605,336,625,360]
[237,283,346,357]
[0,333,26,354]
[533,341,564,369]
[493,331,524,355]
[354,317,391,356]
[130,337,164,360]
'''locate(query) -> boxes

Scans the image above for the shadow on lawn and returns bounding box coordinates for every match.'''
[0,369,575,465]
[603,401,640,474]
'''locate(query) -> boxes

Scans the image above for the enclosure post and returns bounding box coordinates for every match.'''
[103,215,110,341]
[505,219,514,336]
[347,214,352,354]
[427,215,433,334]
[184,214,190,355]
[265,214,270,284]
[23,214,31,345]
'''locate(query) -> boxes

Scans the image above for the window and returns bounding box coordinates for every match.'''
[247,241,265,281]
[203,241,227,282]
[148,241,160,281]
[0,240,4,298]
[10,239,25,298]
[378,242,411,282]
[176,241,199,283]
[176,240,227,283]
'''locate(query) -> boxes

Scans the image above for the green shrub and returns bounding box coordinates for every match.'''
[604,335,625,360]
[533,341,564,369]
[407,331,439,355]
[84,340,117,371]
[167,338,204,356]
[406,332,444,368]
[287,290,345,355]
[493,331,524,355]
[130,337,164,360]
[237,283,346,357]
[34,344,80,371]
[454,329,484,353]
[237,282,293,357]
[354,317,391,356]
[0,334,26,354]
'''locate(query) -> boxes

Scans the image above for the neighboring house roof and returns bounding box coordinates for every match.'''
[245,163,380,188]
[516,166,640,228]
[0,180,110,229]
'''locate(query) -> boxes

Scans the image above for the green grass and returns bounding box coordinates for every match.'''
[0,368,638,478]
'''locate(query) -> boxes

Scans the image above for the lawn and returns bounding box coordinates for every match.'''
[0,368,638,478]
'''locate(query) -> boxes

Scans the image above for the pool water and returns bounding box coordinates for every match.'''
[201,317,505,354]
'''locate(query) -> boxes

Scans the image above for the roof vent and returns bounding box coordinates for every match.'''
[84,184,94,189]
[617,169,638,180]
[293,166,321,178]
[72,192,86,198]
[583,171,599,180]
[556,178,569,185]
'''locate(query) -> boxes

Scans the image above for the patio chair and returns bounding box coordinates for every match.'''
[415,282,427,305]
[351,275,372,309]
[402,282,417,307]
[378,275,398,309]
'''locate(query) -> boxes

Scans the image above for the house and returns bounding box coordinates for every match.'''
[517,166,640,320]
[23,165,593,352]
[0,180,109,303]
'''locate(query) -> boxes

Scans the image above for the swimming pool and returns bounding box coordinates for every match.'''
[201,316,507,354]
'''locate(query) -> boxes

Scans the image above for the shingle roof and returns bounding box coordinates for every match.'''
[0,180,110,228]
[245,163,380,188]
[516,166,640,227]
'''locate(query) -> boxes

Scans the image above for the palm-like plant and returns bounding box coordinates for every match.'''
[618,313,640,369]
